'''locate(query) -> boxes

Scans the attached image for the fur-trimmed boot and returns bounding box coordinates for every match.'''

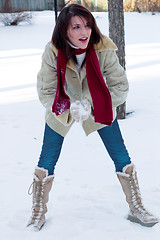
[117,163,159,227]
[27,167,54,230]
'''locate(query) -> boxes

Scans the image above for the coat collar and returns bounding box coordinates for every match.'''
[94,35,117,52]
[50,44,76,71]
[50,35,117,71]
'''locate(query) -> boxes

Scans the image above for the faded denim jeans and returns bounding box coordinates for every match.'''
[37,119,131,175]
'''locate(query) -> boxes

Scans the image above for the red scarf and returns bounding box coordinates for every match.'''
[52,44,113,126]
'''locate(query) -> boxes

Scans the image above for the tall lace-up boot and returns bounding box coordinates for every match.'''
[27,167,54,230]
[117,163,159,227]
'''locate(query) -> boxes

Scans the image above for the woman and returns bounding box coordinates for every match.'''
[27,4,158,230]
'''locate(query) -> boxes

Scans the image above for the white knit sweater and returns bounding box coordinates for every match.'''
[68,41,86,75]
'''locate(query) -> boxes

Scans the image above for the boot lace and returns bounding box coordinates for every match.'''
[28,179,45,221]
[129,172,150,216]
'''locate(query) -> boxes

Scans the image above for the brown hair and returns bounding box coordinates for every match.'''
[52,4,103,61]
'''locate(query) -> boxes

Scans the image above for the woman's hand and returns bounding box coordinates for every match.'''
[70,99,91,122]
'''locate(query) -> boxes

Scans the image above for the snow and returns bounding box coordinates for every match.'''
[0,10,160,239]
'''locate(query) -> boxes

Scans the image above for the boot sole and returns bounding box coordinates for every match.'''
[127,214,158,227]
[34,220,45,231]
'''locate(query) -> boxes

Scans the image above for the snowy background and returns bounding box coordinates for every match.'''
[0,11,160,240]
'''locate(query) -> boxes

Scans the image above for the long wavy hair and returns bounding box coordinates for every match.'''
[52,4,103,61]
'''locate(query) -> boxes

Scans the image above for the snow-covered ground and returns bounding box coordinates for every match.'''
[0,11,160,240]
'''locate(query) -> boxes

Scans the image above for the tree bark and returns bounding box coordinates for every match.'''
[4,0,12,12]
[108,0,126,119]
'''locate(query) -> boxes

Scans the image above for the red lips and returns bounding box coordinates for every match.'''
[79,37,88,43]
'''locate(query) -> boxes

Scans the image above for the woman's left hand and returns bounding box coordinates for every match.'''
[70,98,91,122]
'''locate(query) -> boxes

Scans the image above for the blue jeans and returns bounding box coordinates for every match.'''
[97,119,131,172]
[37,119,131,175]
[38,124,64,175]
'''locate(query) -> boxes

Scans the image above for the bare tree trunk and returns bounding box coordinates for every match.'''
[108,0,126,119]
[4,0,12,12]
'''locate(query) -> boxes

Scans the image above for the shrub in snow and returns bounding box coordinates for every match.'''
[0,11,32,26]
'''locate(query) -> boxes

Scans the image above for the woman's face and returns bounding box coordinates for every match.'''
[67,16,92,49]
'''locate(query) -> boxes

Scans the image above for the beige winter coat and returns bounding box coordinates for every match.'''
[37,36,129,137]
